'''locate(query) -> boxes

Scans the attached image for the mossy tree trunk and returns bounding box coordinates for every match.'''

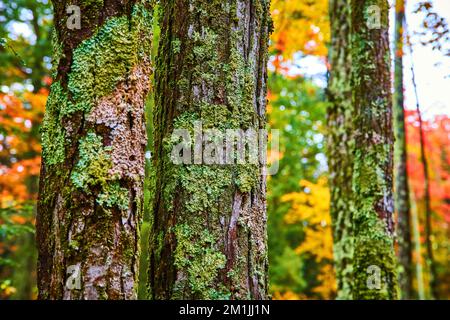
[393,0,413,300]
[327,0,354,299]
[36,0,153,299]
[328,0,399,299]
[149,0,271,299]
[351,0,398,299]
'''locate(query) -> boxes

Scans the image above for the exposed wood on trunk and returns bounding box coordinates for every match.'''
[36,0,153,299]
[149,0,271,300]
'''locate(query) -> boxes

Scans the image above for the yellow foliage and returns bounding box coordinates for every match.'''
[281,177,336,298]
[282,177,330,229]
[270,0,329,59]
[313,264,337,299]
[272,290,307,300]
[0,281,17,299]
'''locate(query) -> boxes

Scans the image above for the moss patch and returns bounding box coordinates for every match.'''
[173,223,227,299]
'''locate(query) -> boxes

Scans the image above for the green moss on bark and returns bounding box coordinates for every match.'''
[173,224,227,299]
[37,1,154,299]
[328,0,398,299]
[150,0,271,300]
[40,82,67,165]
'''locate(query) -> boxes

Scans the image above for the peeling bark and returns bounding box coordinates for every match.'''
[36,0,153,299]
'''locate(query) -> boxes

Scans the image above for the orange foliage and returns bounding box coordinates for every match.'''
[405,110,450,297]
[281,177,336,299]
[405,111,450,222]
[0,90,46,207]
[272,291,307,300]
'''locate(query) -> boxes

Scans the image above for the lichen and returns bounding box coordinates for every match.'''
[38,1,154,299]
[50,28,63,79]
[179,165,233,213]
[68,16,139,112]
[70,132,129,210]
[71,132,112,190]
[150,0,270,299]
[40,82,67,166]
[172,38,181,54]
[97,182,130,211]
[173,224,226,298]
[67,4,153,114]
[236,164,260,193]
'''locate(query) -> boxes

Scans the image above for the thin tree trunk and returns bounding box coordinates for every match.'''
[149,0,271,299]
[407,39,439,299]
[393,0,413,299]
[36,0,153,299]
[411,193,425,299]
[11,232,37,299]
[327,0,354,299]
[328,0,399,299]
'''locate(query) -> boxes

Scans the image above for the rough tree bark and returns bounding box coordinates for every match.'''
[351,0,398,299]
[393,0,413,300]
[36,0,153,299]
[149,0,271,299]
[327,0,354,299]
[328,0,399,299]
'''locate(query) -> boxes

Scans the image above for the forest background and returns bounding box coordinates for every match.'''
[0,0,449,299]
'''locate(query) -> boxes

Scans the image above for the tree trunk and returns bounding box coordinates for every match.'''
[327,0,354,299]
[149,0,271,300]
[393,0,413,300]
[351,0,398,299]
[328,0,399,299]
[36,0,153,299]
[411,194,425,299]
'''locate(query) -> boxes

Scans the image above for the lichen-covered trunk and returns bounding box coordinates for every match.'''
[351,0,398,299]
[36,0,153,299]
[149,0,271,299]
[393,0,413,300]
[327,0,354,299]
[328,0,399,299]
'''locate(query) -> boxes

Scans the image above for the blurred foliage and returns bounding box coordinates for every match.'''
[267,0,332,299]
[0,0,52,92]
[266,73,330,299]
[0,88,44,299]
[282,177,336,299]
[0,203,36,299]
[405,110,450,299]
